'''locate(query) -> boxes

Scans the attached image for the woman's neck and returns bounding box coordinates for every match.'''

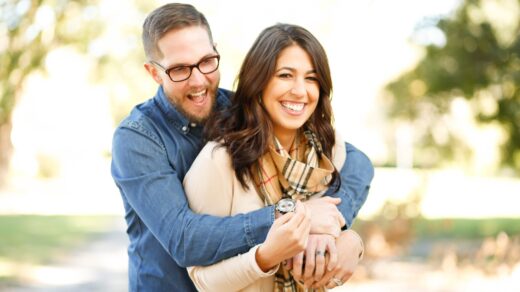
[274,129,297,151]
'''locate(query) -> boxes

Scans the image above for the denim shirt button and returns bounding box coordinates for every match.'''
[181,125,188,133]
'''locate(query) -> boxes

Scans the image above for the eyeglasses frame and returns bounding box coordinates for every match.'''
[150,54,221,82]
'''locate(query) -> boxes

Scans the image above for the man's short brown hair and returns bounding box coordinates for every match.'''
[142,3,213,61]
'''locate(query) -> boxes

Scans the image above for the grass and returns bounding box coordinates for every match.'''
[0,215,115,266]
[412,218,520,239]
[353,217,520,239]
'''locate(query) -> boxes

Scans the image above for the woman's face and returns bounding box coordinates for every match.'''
[261,44,320,140]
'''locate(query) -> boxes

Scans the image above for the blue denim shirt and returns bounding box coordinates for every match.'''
[111,86,374,291]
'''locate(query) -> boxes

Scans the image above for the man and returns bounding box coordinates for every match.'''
[111,3,374,291]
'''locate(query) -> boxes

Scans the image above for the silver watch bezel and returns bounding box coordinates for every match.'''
[276,198,296,214]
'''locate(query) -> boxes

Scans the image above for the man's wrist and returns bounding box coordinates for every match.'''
[245,206,276,247]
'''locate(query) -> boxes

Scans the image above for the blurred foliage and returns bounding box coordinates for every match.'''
[353,195,423,258]
[385,0,520,173]
[0,0,167,185]
[94,0,158,125]
[0,0,101,184]
[36,152,60,178]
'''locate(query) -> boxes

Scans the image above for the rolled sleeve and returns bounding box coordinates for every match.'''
[244,206,275,247]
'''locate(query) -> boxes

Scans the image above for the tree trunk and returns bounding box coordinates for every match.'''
[0,120,13,187]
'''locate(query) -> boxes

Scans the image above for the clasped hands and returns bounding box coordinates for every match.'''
[256,197,362,289]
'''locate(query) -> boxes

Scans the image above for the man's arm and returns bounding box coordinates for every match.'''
[111,124,273,267]
[325,142,374,228]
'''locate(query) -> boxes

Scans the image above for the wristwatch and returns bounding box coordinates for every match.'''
[275,198,296,214]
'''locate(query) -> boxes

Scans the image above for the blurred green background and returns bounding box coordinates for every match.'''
[1,0,519,291]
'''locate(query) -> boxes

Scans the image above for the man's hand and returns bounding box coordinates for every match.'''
[304,197,346,237]
[290,234,338,288]
[256,201,311,272]
[312,229,364,289]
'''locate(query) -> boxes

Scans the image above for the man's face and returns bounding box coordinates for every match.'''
[146,26,220,124]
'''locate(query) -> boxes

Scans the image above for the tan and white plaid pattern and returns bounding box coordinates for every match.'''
[253,130,335,292]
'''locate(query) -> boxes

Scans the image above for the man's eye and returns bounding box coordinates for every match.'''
[171,66,188,73]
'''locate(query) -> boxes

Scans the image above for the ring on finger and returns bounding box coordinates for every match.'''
[331,277,343,286]
[315,250,325,257]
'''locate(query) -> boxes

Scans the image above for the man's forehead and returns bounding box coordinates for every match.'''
[157,26,214,65]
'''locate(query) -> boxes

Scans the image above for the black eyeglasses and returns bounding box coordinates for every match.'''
[150,55,220,82]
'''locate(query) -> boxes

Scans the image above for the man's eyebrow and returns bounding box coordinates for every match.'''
[167,52,217,68]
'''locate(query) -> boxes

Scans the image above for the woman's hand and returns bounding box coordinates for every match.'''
[312,229,364,289]
[255,201,311,272]
[289,234,338,287]
[304,197,345,237]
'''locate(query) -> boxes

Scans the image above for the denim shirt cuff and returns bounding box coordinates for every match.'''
[244,206,275,247]
[336,195,355,229]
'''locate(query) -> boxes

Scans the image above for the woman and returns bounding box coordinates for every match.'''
[183,23,363,291]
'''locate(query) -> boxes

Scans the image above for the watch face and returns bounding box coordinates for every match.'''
[277,198,296,213]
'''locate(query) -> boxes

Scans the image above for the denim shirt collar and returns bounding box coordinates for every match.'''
[153,85,230,134]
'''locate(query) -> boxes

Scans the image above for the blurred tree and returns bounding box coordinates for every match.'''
[385,0,520,173]
[0,0,100,185]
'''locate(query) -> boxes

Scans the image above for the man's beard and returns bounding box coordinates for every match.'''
[178,102,216,124]
[173,93,217,124]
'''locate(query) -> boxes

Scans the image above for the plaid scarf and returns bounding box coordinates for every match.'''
[253,129,335,292]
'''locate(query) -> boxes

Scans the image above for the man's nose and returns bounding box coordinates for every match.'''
[187,67,206,86]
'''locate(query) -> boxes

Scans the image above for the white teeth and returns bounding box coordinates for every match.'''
[281,102,304,111]
[190,90,206,97]
[189,90,206,103]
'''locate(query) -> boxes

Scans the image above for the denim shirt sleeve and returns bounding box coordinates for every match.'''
[111,121,273,267]
[324,142,374,228]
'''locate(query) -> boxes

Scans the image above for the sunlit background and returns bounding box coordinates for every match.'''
[1,0,519,291]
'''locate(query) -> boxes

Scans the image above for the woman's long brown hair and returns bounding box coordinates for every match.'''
[205,23,339,190]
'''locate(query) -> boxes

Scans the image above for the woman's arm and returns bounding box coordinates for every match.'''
[187,245,278,292]
[184,143,312,291]
[184,143,275,291]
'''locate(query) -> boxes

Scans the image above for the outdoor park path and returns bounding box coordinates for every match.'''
[5,218,128,292]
